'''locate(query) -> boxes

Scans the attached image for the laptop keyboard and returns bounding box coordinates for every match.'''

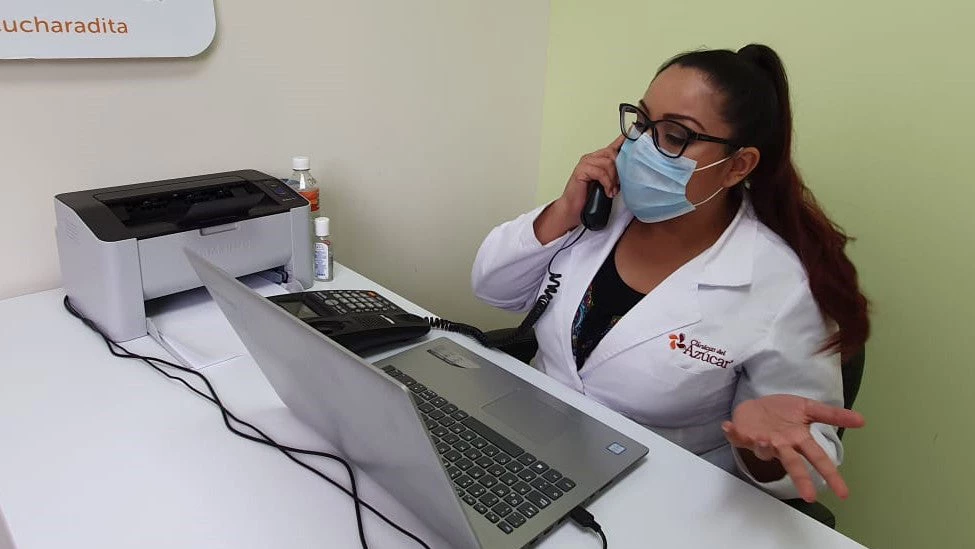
[381,366,577,535]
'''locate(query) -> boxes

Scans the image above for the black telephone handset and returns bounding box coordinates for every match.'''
[581,182,612,231]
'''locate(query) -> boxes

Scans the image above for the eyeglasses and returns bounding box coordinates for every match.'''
[619,103,736,159]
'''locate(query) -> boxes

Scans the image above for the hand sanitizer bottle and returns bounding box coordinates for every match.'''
[314,217,334,282]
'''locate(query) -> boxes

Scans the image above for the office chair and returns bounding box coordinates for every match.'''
[782,348,866,528]
[487,329,866,529]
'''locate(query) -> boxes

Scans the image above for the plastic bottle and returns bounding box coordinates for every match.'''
[286,156,320,219]
[314,216,334,282]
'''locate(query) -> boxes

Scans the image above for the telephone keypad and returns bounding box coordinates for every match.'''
[311,290,403,316]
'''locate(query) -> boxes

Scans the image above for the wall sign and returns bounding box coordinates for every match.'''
[1,0,215,59]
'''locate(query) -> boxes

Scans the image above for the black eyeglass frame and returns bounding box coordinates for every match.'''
[619,102,738,159]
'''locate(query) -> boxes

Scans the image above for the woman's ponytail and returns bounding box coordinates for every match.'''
[659,45,870,356]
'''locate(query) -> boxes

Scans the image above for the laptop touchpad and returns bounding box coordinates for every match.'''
[483,389,568,446]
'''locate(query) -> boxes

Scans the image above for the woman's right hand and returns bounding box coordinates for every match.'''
[535,135,625,243]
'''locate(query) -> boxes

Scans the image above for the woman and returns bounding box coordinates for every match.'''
[472,44,869,503]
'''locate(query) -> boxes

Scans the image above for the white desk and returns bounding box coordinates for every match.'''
[0,264,865,549]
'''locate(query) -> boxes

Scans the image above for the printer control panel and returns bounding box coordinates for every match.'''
[262,178,305,205]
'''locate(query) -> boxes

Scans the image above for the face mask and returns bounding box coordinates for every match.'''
[616,133,735,223]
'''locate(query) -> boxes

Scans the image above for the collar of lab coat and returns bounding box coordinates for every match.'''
[696,195,757,288]
[569,194,759,375]
[596,193,758,287]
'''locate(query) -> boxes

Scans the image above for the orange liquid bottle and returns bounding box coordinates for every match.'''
[286,156,321,216]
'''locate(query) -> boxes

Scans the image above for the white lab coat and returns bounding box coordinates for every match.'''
[471,196,844,499]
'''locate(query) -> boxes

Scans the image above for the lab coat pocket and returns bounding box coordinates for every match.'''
[644,337,739,392]
[613,340,739,425]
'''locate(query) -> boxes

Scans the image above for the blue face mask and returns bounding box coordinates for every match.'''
[616,133,735,223]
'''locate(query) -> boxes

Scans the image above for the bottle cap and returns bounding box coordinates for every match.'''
[315,216,330,237]
[292,156,310,170]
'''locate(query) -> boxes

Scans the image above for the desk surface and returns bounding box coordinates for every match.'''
[0,264,865,549]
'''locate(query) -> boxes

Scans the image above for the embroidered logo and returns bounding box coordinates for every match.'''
[667,333,734,368]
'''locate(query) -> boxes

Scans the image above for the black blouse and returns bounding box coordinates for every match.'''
[570,243,646,370]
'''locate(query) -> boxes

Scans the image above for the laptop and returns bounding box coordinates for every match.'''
[186,250,648,548]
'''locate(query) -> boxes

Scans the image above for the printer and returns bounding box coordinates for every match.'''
[55,169,313,342]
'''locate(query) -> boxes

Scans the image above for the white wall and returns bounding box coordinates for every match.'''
[0,1,550,329]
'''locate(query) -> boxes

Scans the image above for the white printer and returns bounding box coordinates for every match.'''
[55,169,313,342]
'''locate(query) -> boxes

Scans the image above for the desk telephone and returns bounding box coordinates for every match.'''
[268,290,431,355]
[271,183,611,357]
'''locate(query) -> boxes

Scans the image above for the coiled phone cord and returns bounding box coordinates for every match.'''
[427,227,587,349]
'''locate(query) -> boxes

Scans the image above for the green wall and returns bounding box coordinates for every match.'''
[537,2,975,547]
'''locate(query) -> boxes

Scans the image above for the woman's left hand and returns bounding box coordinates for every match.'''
[722,394,865,502]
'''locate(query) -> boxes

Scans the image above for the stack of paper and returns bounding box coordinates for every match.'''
[145,274,291,370]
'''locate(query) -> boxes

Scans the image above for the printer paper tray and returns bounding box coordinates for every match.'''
[146,274,291,370]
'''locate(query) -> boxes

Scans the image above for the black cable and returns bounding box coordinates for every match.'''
[427,226,588,348]
[62,296,371,547]
[569,506,607,549]
[63,296,431,549]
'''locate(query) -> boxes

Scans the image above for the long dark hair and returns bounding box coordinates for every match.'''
[658,44,869,356]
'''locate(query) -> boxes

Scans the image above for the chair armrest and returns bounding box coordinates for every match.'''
[784,499,836,529]
[485,327,538,365]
